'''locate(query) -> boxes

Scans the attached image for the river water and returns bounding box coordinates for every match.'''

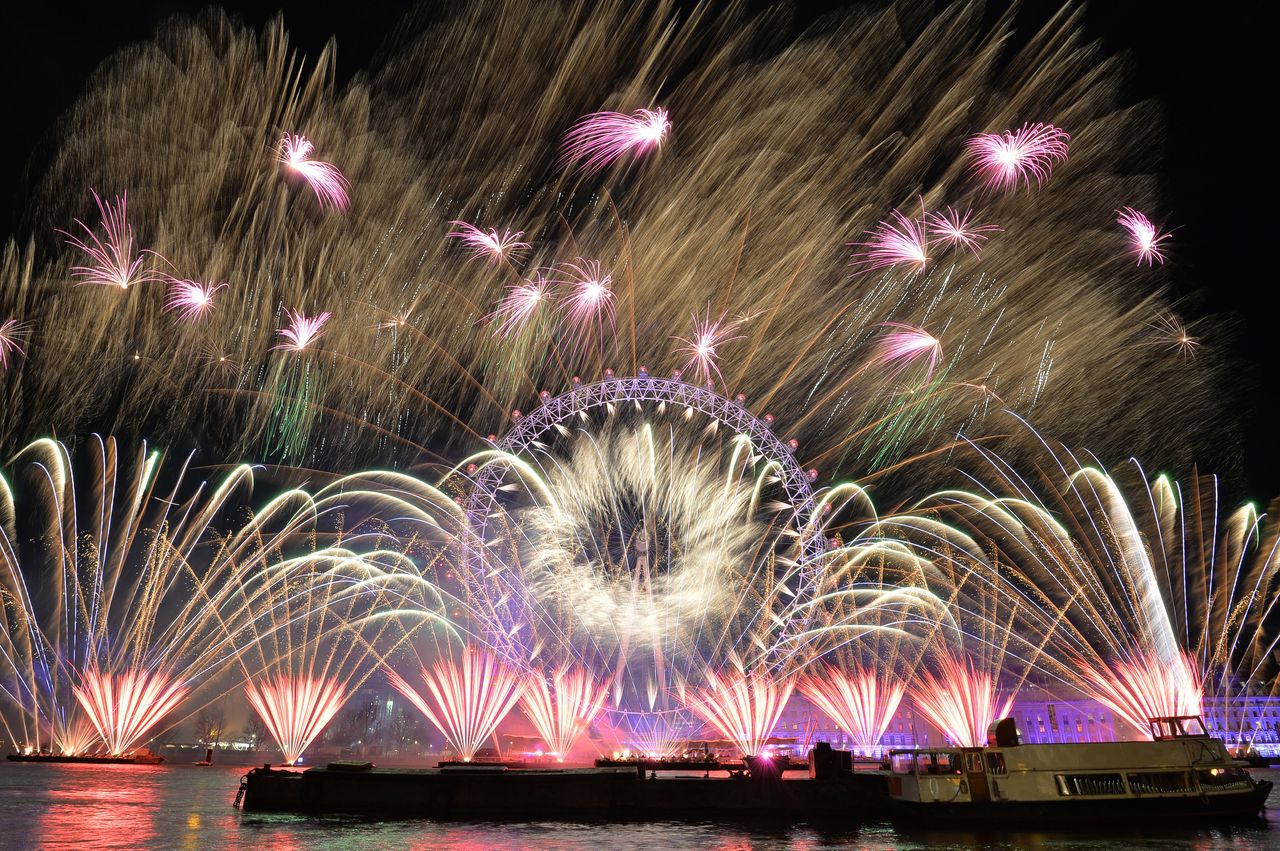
[1,762,1278,850]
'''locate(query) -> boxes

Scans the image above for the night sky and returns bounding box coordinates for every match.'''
[1,2,1270,499]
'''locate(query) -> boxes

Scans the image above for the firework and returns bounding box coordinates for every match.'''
[561,108,669,174]
[447,221,530,263]
[554,259,615,351]
[670,309,747,386]
[245,675,350,765]
[274,309,332,352]
[163,277,227,322]
[72,667,187,755]
[488,273,553,339]
[1075,651,1203,740]
[965,122,1070,191]
[798,665,905,755]
[909,650,1014,748]
[1116,207,1170,266]
[278,132,350,210]
[851,209,928,271]
[59,190,165,290]
[389,650,522,762]
[925,207,1000,257]
[871,323,942,384]
[0,319,30,369]
[683,667,794,758]
[519,667,609,759]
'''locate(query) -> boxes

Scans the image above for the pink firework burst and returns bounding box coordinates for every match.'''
[683,668,794,758]
[555,259,615,345]
[925,207,1001,257]
[388,651,522,762]
[447,221,530,263]
[0,319,31,370]
[245,674,351,765]
[278,132,350,211]
[1116,207,1170,266]
[1075,651,1203,739]
[163,277,227,322]
[519,667,609,760]
[560,107,670,174]
[488,273,553,338]
[72,666,188,755]
[871,323,942,383]
[670,308,747,386]
[273,309,332,352]
[60,191,165,290]
[798,664,905,755]
[965,122,1070,192]
[908,651,1014,748]
[851,209,929,272]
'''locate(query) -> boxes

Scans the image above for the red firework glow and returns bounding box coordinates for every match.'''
[71,667,187,755]
[965,122,1070,192]
[909,652,1014,748]
[245,674,351,765]
[798,665,905,754]
[519,668,609,760]
[1076,651,1203,740]
[388,651,522,762]
[560,107,670,174]
[683,669,794,758]
[278,132,350,211]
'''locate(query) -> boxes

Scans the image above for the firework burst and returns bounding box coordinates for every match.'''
[909,651,1014,748]
[0,319,30,369]
[245,674,351,765]
[520,667,609,759]
[683,667,794,758]
[925,207,1000,257]
[670,309,747,386]
[561,107,669,174]
[59,190,165,290]
[278,132,350,210]
[389,650,523,762]
[1117,207,1170,265]
[488,273,553,338]
[274,309,332,352]
[163,278,227,322]
[871,323,942,384]
[852,209,928,271]
[72,667,187,755]
[965,122,1070,191]
[798,664,905,754]
[447,221,530,263]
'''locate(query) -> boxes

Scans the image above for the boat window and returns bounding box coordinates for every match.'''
[985,752,1007,775]
[1181,717,1208,736]
[915,753,934,774]
[1197,767,1253,791]
[1127,771,1194,794]
[890,753,914,775]
[965,752,983,773]
[1055,773,1124,797]
[933,753,963,775]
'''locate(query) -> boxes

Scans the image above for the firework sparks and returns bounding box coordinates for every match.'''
[555,259,615,348]
[965,122,1070,191]
[925,207,1000,257]
[447,221,530,263]
[909,651,1014,748]
[871,323,942,383]
[683,668,794,758]
[520,668,609,760]
[488,273,553,338]
[670,309,747,386]
[278,132,350,211]
[60,190,165,290]
[274,309,332,352]
[561,108,669,174]
[72,667,188,755]
[852,210,928,271]
[388,651,522,762]
[798,665,905,754]
[0,319,31,369]
[245,674,350,765]
[1076,652,1203,740]
[163,278,227,322]
[1117,207,1170,266]
[1148,312,1200,358]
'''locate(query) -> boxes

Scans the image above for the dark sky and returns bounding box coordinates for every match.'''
[1,2,1271,500]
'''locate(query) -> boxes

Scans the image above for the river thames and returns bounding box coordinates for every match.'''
[0,762,1277,850]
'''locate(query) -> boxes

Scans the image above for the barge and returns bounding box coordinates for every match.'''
[237,716,1270,824]
[7,749,164,765]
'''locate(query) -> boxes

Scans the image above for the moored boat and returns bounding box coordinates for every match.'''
[883,715,1271,822]
[7,749,165,765]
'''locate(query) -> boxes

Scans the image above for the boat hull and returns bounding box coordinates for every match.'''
[6,753,164,765]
